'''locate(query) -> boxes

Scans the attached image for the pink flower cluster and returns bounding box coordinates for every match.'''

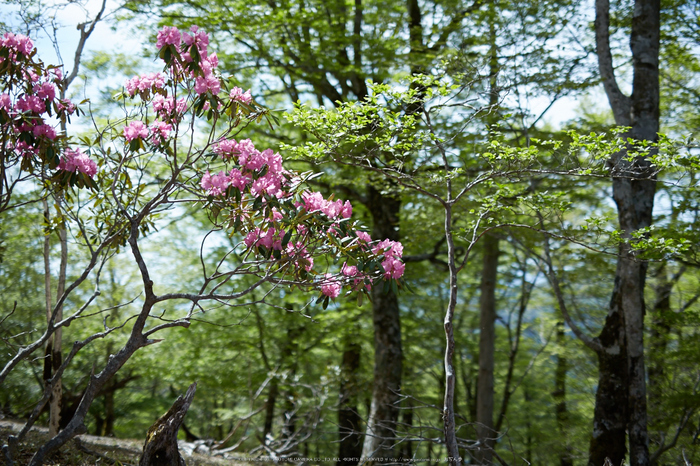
[0,33,34,60]
[156,25,209,56]
[123,119,174,146]
[183,26,209,56]
[301,192,352,220]
[229,87,252,105]
[123,121,149,142]
[156,26,182,49]
[200,169,251,196]
[205,138,287,198]
[193,53,220,95]
[152,94,187,121]
[116,25,407,303]
[373,239,405,279]
[154,26,220,96]
[321,274,341,298]
[58,148,98,177]
[124,72,165,97]
[244,227,284,250]
[149,121,172,145]
[1,33,80,175]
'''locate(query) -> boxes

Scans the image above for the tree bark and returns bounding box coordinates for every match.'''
[42,200,65,438]
[337,341,362,466]
[139,382,197,466]
[553,321,573,466]
[263,378,279,443]
[592,1,659,464]
[475,233,499,465]
[361,186,402,460]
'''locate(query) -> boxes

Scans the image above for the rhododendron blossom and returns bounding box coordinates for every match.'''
[149,121,172,145]
[0,93,10,110]
[152,95,187,120]
[16,95,45,113]
[112,25,406,301]
[58,148,98,177]
[125,73,165,97]
[156,26,182,49]
[33,124,57,140]
[182,25,209,55]
[373,239,405,279]
[320,274,341,298]
[0,32,34,59]
[229,87,252,105]
[123,121,149,142]
[35,82,56,101]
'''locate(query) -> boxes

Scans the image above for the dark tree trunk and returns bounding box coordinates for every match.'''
[139,383,196,466]
[361,185,402,460]
[553,322,573,466]
[589,278,630,466]
[475,233,499,465]
[263,378,279,443]
[592,0,659,464]
[400,399,413,461]
[337,341,362,466]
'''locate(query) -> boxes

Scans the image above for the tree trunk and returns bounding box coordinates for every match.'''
[337,341,362,466]
[400,399,413,461]
[592,0,659,464]
[263,378,279,444]
[475,233,499,465]
[361,186,402,460]
[42,200,65,438]
[553,322,573,466]
[589,278,630,466]
[140,383,197,466]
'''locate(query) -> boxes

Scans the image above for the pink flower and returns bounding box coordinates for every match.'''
[50,67,63,83]
[15,141,37,157]
[0,93,11,111]
[123,121,149,142]
[381,256,405,279]
[1,33,34,56]
[372,239,405,279]
[149,121,172,145]
[125,73,165,97]
[287,241,313,271]
[320,274,341,298]
[244,228,261,248]
[200,170,230,196]
[214,139,237,160]
[58,148,97,177]
[16,95,45,113]
[56,99,76,115]
[340,200,352,218]
[207,53,218,68]
[355,231,372,243]
[35,82,56,101]
[341,263,358,277]
[156,26,182,49]
[152,95,186,119]
[33,124,57,140]
[182,25,209,56]
[228,168,250,191]
[372,239,402,257]
[229,86,252,105]
[194,73,221,95]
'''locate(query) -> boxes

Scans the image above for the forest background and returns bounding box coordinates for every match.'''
[1,0,700,465]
